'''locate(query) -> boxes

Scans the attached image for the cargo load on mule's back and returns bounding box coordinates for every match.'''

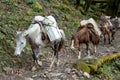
[80,18,101,36]
[14,15,66,69]
[33,15,63,42]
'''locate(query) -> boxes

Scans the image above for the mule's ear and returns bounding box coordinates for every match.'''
[22,30,28,36]
[16,31,22,34]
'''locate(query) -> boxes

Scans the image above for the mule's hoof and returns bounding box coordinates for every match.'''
[47,68,52,72]
[31,66,37,71]
[56,61,60,66]
[78,56,81,59]
[83,72,90,78]
[37,60,42,66]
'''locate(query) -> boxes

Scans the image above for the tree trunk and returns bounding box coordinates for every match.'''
[75,0,80,9]
[106,0,120,17]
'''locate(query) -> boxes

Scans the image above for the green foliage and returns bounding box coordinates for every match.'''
[27,9,34,16]
[60,4,71,14]
[0,46,5,53]
[103,65,111,72]
[2,0,17,5]
[0,32,5,39]
[31,2,42,12]
[99,68,113,80]
[26,0,38,4]
[101,58,120,79]
[62,0,69,5]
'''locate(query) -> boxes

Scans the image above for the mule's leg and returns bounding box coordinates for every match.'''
[94,45,97,53]
[78,43,82,59]
[50,55,56,69]
[104,34,106,45]
[86,43,90,56]
[70,39,75,49]
[93,44,97,56]
[32,48,42,67]
[50,41,59,69]
[108,33,111,44]
[111,32,115,41]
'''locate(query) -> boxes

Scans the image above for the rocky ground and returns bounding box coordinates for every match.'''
[0,30,120,80]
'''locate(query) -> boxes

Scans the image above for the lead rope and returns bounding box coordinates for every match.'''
[34,21,47,41]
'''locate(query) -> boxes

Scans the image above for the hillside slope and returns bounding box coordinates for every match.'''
[0,0,120,80]
[0,0,82,65]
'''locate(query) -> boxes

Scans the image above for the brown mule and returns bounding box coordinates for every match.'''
[70,23,99,59]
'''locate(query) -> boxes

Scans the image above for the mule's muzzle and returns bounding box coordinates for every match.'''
[14,54,20,57]
[14,52,21,57]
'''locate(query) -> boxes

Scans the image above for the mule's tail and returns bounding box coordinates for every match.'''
[58,29,66,51]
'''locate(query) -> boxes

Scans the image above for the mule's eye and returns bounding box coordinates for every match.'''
[21,42,24,44]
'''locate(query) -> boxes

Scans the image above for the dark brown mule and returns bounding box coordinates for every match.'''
[100,16,116,44]
[70,23,99,59]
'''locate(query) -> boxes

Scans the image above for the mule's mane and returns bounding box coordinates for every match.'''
[24,23,47,48]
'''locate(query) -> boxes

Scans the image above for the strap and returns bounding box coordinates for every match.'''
[32,21,46,40]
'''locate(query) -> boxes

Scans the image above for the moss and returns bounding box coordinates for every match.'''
[88,64,97,72]
[73,52,120,74]
[73,60,90,73]
[96,53,120,67]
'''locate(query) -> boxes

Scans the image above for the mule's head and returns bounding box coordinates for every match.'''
[14,31,27,56]
[112,17,120,28]
[70,34,78,49]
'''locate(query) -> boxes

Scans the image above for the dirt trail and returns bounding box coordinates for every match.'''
[0,30,120,80]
